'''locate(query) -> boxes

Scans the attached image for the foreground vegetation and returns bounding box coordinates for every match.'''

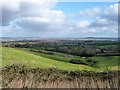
[2,64,119,88]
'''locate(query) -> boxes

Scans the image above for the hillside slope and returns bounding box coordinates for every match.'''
[2,47,92,71]
[2,47,119,71]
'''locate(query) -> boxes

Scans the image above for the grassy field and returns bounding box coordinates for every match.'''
[2,47,92,71]
[25,48,88,63]
[2,47,119,71]
[25,48,119,70]
[97,45,118,48]
[90,56,118,71]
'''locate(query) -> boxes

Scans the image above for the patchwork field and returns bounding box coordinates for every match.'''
[2,47,119,71]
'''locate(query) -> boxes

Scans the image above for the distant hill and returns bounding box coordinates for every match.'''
[85,37,118,40]
[0,37,118,40]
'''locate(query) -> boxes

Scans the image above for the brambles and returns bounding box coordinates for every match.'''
[2,64,119,88]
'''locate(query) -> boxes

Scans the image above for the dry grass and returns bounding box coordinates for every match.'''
[2,64,119,88]
[2,77,118,88]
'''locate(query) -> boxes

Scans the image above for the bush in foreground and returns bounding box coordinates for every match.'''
[2,64,119,88]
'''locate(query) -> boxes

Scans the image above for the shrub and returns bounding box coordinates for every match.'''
[30,49,54,55]
[70,59,89,66]
[93,61,97,63]
[87,60,93,63]
[87,60,97,64]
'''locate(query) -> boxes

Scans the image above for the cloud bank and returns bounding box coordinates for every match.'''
[1,0,118,37]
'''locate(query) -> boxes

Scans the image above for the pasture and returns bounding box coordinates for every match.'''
[2,47,119,71]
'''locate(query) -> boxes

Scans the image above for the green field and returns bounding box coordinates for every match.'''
[2,47,92,71]
[25,48,87,63]
[98,45,118,48]
[2,47,119,71]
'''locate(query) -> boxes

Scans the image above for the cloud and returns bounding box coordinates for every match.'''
[101,4,118,21]
[76,3,118,28]
[77,4,118,21]
[1,0,57,26]
[7,8,66,32]
[77,7,101,18]
[1,1,118,37]
[0,0,20,25]
[88,3,118,34]
[89,18,117,27]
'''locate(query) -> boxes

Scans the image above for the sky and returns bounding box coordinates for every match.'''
[0,0,119,38]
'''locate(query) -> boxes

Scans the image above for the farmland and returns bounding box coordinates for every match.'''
[2,47,92,71]
[2,47,119,71]
[1,38,119,88]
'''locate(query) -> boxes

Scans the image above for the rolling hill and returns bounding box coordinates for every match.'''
[2,47,119,71]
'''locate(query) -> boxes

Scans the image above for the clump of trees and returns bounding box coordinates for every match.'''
[2,39,119,57]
